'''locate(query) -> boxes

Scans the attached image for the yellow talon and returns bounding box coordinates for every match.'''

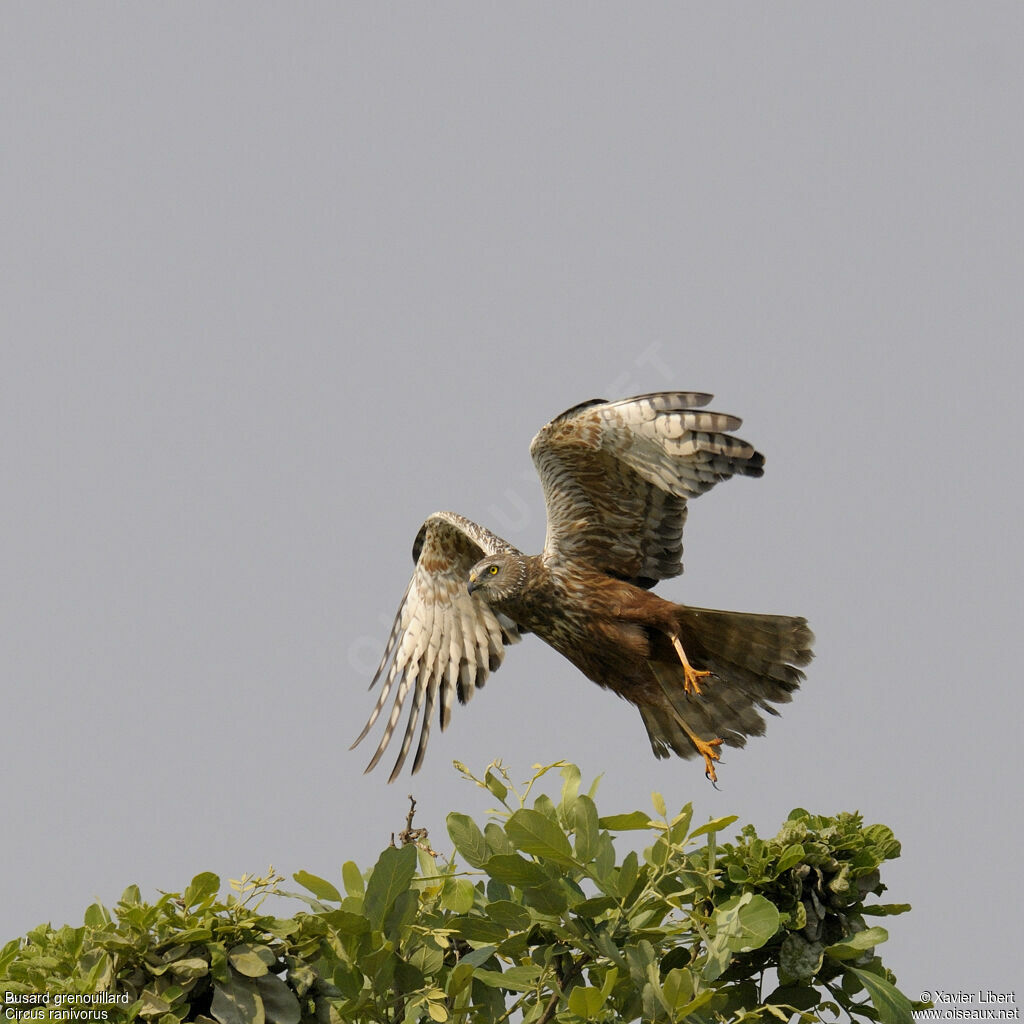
[671,634,712,695]
[683,664,712,696]
[694,735,723,782]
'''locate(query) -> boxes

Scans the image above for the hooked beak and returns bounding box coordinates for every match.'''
[466,574,478,596]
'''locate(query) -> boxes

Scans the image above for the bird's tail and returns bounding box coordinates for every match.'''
[640,606,814,759]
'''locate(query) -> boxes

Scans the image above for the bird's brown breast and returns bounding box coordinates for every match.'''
[494,558,668,691]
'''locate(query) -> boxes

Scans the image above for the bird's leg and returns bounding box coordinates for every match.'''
[670,633,712,695]
[649,661,724,783]
[669,708,723,782]
[694,736,723,783]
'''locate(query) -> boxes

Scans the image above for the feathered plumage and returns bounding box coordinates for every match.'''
[352,392,813,782]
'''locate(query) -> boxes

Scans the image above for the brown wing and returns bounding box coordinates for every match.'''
[530,392,764,586]
[351,511,522,781]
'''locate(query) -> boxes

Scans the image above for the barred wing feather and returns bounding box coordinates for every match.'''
[530,392,765,586]
[351,511,522,781]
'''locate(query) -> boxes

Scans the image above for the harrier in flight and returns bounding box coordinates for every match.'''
[353,392,813,783]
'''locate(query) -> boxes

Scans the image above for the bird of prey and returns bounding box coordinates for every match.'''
[352,392,813,783]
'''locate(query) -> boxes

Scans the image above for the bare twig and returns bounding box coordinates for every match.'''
[396,795,439,858]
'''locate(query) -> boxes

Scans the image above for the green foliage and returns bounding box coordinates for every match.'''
[1,761,923,1023]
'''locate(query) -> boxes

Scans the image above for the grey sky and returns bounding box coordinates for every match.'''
[3,2,1021,997]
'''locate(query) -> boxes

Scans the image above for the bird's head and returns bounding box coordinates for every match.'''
[467,552,527,604]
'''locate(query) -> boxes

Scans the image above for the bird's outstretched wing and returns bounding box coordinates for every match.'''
[351,510,522,781]
[530,392,764,586]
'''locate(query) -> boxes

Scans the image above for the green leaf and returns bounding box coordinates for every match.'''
[139,987,173,1017]
[506,808,575,867]
[533,793,558,820]
[484,769,508,802]
[484,853,550,888]
[409,943,445,977]
[668,804,693,843]
[599,967,619,999]
[619,849,639,900]
[228,944,275,978]
[418,844,438,878]
[184,872,221,908]
[559,762,582,819]
[458,944,498,967]
[484,822,514,857]
[733,894,781,951]
[84,950,114,989]
[341,861,364,897]
[688,815,738,840]
[440,877,476,914]
[384,887,419,938]
[446,813,490,868]
[779,933,824,984]
[593,931,627,969]
[169,957,210,980]
[574,895,616,918]
[767,983,825,1010]
[598,811,652,831]
[448,916,508,944]
[585,841,610,891]
[120,884,142,905]
[447,961,475,996]
[662,967,694,1008]
[647,835,671,868]
[862,903,912,916]
[775,844,806,874]
[292,870,341,903]
[211,971,264,1024]
[701,931,731,983]
[651,791,667,817]
[850,967,915,1024]
[826,926,889,960]
[322,909,370,935]
[568,984,607,1017]
[265,918,299,940]
[363,844,417,930]
[486,877,512,902]
[255,973,301,1024]
[674,990,717,1019]
[484,899,531,931]
[522,881,568,915]
[571,795,599,862]
[208,942,228,982]
[473,964,542,992]
[365,947,398,989]
[395,956,425,992]
[332,961,363,999]
[710,893,780,958]
[83,902,109,928]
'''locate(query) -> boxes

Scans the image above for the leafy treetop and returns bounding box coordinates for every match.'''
[1,760,923,1024]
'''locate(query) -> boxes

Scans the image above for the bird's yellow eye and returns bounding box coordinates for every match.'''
[488,565,499,575]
